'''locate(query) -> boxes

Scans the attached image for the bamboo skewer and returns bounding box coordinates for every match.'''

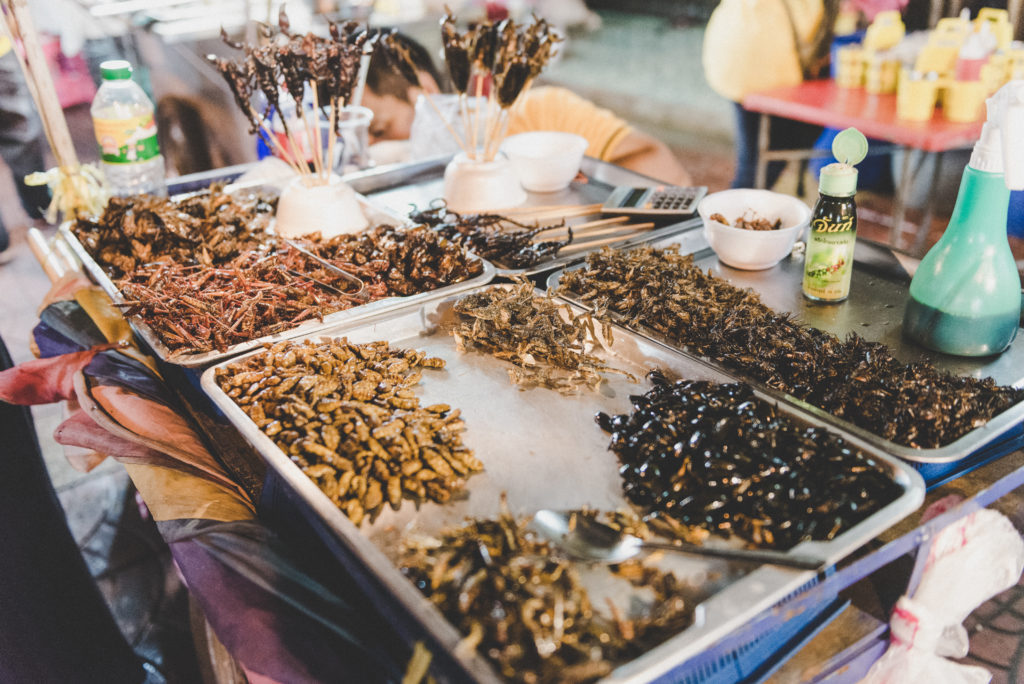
[534,216,628,235]
[308,81,325,179]
[325,101,339,177]
[557,236,634,254]
[471,77,484,153]
[563,222,655,243]
[499,203,602,216]
[557,229,655,253]
[256,119,307,177]
[1,3,76,170]
[539,224,649,242]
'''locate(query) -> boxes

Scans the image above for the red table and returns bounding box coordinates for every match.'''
[743,80,985,253]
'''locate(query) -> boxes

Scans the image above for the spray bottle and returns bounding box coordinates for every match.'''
[902,81,1024,356]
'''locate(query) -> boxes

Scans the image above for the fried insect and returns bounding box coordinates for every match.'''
[116,244,367,354]
[71,184,276,277]
[410,202,574,269]
[451,282,635,394]
[709,211,782,231]
[216,338,480,525]
[207,12,369,140]
[559,246,1024,448]
[399,508,693,683]
[307,223,485,298]
[598,372,904,549]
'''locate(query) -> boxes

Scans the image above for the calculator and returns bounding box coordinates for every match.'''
[601,185,707,217]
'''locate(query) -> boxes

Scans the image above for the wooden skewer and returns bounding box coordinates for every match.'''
[540,224,643,242]
[500,203,602,215]
[502,205,603,224]
[573,222,655,241]
[309,80,326,180]
[557,225,656,253]
[535,216,628,235]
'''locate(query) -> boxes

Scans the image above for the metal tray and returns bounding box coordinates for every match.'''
[349,154,702,277]
[547,233,1024,465]
[59,193,494,369]
[199,285,924,683]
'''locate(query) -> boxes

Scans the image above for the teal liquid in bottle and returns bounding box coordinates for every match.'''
[903,167,1021,356]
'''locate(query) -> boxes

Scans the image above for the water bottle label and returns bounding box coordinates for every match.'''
[94,114,160,164]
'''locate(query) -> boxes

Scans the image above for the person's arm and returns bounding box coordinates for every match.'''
[606,129,693,186]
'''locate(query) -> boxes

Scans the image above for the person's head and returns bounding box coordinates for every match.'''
[363,31,445,143]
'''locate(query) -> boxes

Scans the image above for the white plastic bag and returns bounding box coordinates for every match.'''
[860,508,1024,684]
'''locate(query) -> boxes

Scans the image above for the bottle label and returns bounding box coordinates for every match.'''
[94,114,160,164]
[803,215,856,300]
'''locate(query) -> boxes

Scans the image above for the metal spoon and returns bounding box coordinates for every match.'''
[531,510,825,571]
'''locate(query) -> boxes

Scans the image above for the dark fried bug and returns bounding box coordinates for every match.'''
[208,11,369,142]
[80,195,482,354]
[71,184,276,278]
[410,202,574,269]
[399,507,693,683]
[308,223,485,298]
[597,372,905,549]
[216,338,480,525]
[451,282,635,394]
[560,246,1024,448]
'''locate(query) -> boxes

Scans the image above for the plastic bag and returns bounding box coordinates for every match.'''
[860,508,1024,683]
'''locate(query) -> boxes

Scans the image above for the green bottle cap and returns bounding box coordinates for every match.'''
[100,60,133,81]
[819,128,868,197]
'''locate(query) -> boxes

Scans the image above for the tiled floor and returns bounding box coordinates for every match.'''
[1,9,1022,684]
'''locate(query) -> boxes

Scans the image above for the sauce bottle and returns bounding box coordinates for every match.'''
[802,128,868,302]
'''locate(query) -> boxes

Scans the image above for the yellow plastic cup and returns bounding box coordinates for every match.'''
[914,44,959,75]
[863,11,905,52]
[944,80,987,122]
[836,46,865,88]
[980,53,1008,95]
[897,69,938,121]
[865,55,899,94]
[975,8,1012,50]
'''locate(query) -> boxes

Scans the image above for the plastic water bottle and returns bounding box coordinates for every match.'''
[90,60,166,197]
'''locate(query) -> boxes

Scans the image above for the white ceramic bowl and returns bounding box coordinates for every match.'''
[501,132,589,192]
[698,189,811,270]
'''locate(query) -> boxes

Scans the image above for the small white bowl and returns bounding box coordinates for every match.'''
[501,132,589,193]
[698,189,811,270]
[275,174,368,240]
[442,152,527,212]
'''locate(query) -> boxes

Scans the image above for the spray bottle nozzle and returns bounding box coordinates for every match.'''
[969,80,1024,190]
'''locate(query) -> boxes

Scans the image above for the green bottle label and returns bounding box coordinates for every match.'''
[803,202,856,301]
[94,113,160,164]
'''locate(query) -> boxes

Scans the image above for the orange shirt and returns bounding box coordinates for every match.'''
[506,86,632,162]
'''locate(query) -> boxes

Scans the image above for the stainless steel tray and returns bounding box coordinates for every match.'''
[59,194,494,369]
[547,232,1024,464]
[350,155,702,277]
[199,285,924,683]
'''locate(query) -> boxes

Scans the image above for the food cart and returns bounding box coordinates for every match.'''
[3,5,1024,684]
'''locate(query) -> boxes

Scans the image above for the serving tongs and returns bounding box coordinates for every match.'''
[532,509,826,571]
[283,239,370,304]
